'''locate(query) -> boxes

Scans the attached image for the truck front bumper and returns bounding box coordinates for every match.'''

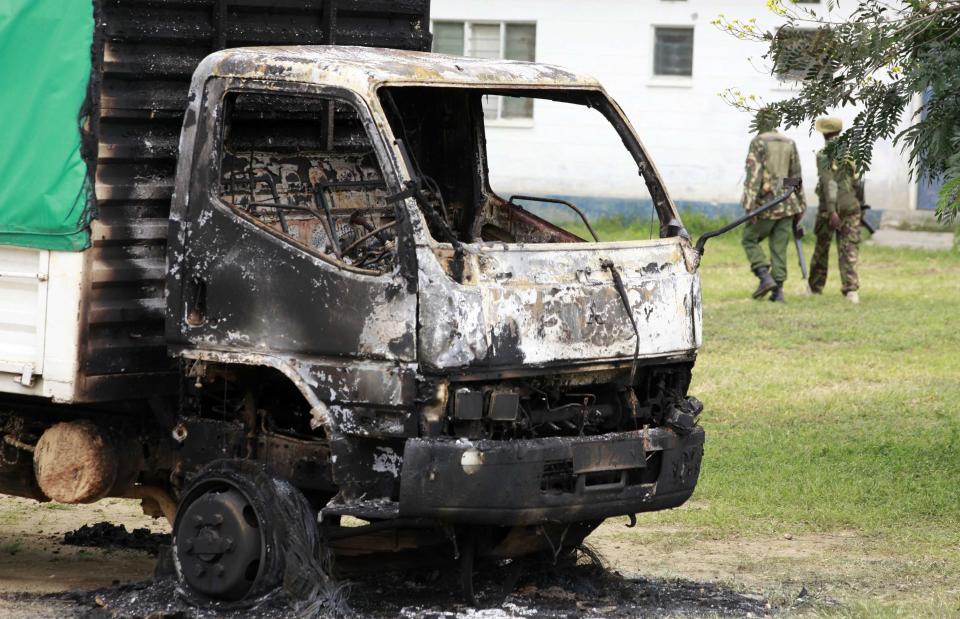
[398,426,704,525]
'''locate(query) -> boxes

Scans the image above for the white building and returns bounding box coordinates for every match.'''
[430,0,933,222]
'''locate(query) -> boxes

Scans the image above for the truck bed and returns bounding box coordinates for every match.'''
[0,0,431,403]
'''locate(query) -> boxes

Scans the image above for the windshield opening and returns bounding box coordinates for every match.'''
[378,86,679,245]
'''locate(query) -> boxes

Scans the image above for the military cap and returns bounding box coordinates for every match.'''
[815,117,843,134]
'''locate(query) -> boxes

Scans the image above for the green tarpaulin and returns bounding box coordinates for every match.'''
[0,0,94,251]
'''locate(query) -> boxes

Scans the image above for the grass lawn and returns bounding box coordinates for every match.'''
[577,216,960,616]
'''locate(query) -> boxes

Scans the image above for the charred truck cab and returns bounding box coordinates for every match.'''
[0,41,709,605]
[160,46,704,599]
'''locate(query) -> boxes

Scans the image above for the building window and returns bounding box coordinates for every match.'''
[432,21,537,120]
[653,27,694,77]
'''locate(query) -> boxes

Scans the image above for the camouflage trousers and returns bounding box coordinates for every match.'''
[742,216,793,284]
[809,211,860,294]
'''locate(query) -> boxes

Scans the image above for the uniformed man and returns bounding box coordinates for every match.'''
[810,117,861,304]
[740,118,806,303]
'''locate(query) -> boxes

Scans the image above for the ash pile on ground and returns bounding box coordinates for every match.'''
[63,522,170,556]
[349,550,772,618]
[10,546,773,618]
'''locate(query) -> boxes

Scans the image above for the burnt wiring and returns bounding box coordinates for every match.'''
[313,185,344,258]
[224,170,399,273]
[253,174,289,233]
[421,174,450,222]
[539,524,570,564]
[601,259,641,384]
[340,219,398,256]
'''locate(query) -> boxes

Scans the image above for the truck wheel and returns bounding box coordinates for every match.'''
[172,459,330,608]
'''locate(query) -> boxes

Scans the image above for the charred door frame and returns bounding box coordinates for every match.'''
[165,77,421,431]
[370,82,697,374]
[187,77,417,282]
[374,83,684,251]
[471,87,681,237]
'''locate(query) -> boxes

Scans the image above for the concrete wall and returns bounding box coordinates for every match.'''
[431,0,918,216]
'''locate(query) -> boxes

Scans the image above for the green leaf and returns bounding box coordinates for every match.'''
[935,176,960,223]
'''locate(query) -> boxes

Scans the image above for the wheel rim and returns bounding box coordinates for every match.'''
[174,480,266,601]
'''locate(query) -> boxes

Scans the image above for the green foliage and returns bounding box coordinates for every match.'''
[716,0,960,222]
[939,176,960,215]
[563,212,731,241]
[583,227,960,546]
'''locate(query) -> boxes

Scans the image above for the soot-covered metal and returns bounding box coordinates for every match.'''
[0,13,713,610]
[162,47,705,538]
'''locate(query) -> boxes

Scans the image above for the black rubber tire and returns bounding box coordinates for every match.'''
[172,459,327,610]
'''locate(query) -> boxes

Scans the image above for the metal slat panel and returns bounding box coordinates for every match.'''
[224,0,324,9]
[103,5,213,43]
[91,219,169,243]
[90,255,166,284]
[104,41,209,78]
[87,297,165,325]
[83,342,170,375]
[95,162,175,201]
[101,0,215,7]
[80,372,179,402]
[223,15,325,45]
[101,77,191,112]
[95,200,172,223]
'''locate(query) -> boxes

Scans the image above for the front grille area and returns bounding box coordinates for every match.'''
[540,459,575,494]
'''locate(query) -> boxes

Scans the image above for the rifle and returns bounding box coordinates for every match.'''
[793,222,813,293]
[860,204,877,235]
[856,179,877,234]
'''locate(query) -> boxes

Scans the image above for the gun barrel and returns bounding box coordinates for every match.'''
[794,227,812,292]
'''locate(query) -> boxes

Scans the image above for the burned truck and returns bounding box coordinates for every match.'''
[160,45,709,597]
[0,0,752,608]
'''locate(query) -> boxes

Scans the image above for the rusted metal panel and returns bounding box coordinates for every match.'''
[417,239,701,370]
[202,45,600,94]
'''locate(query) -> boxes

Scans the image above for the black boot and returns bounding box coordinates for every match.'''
[752,266,777,299]
[769,285,785,303]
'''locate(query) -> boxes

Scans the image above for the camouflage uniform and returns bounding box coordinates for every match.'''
[740,131,806,285]
[809,151,861,294]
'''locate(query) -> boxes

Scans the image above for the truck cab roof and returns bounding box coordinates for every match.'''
[198,45,601,91]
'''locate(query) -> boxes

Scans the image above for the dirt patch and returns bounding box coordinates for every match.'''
[590,520,858,588]
[587,520,949,612]
[0,496,165,594]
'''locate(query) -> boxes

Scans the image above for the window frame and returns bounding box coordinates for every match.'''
[430,19,537,123]
[650,25,695,85]
[208,79,409,278]
[375,82,684,248]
